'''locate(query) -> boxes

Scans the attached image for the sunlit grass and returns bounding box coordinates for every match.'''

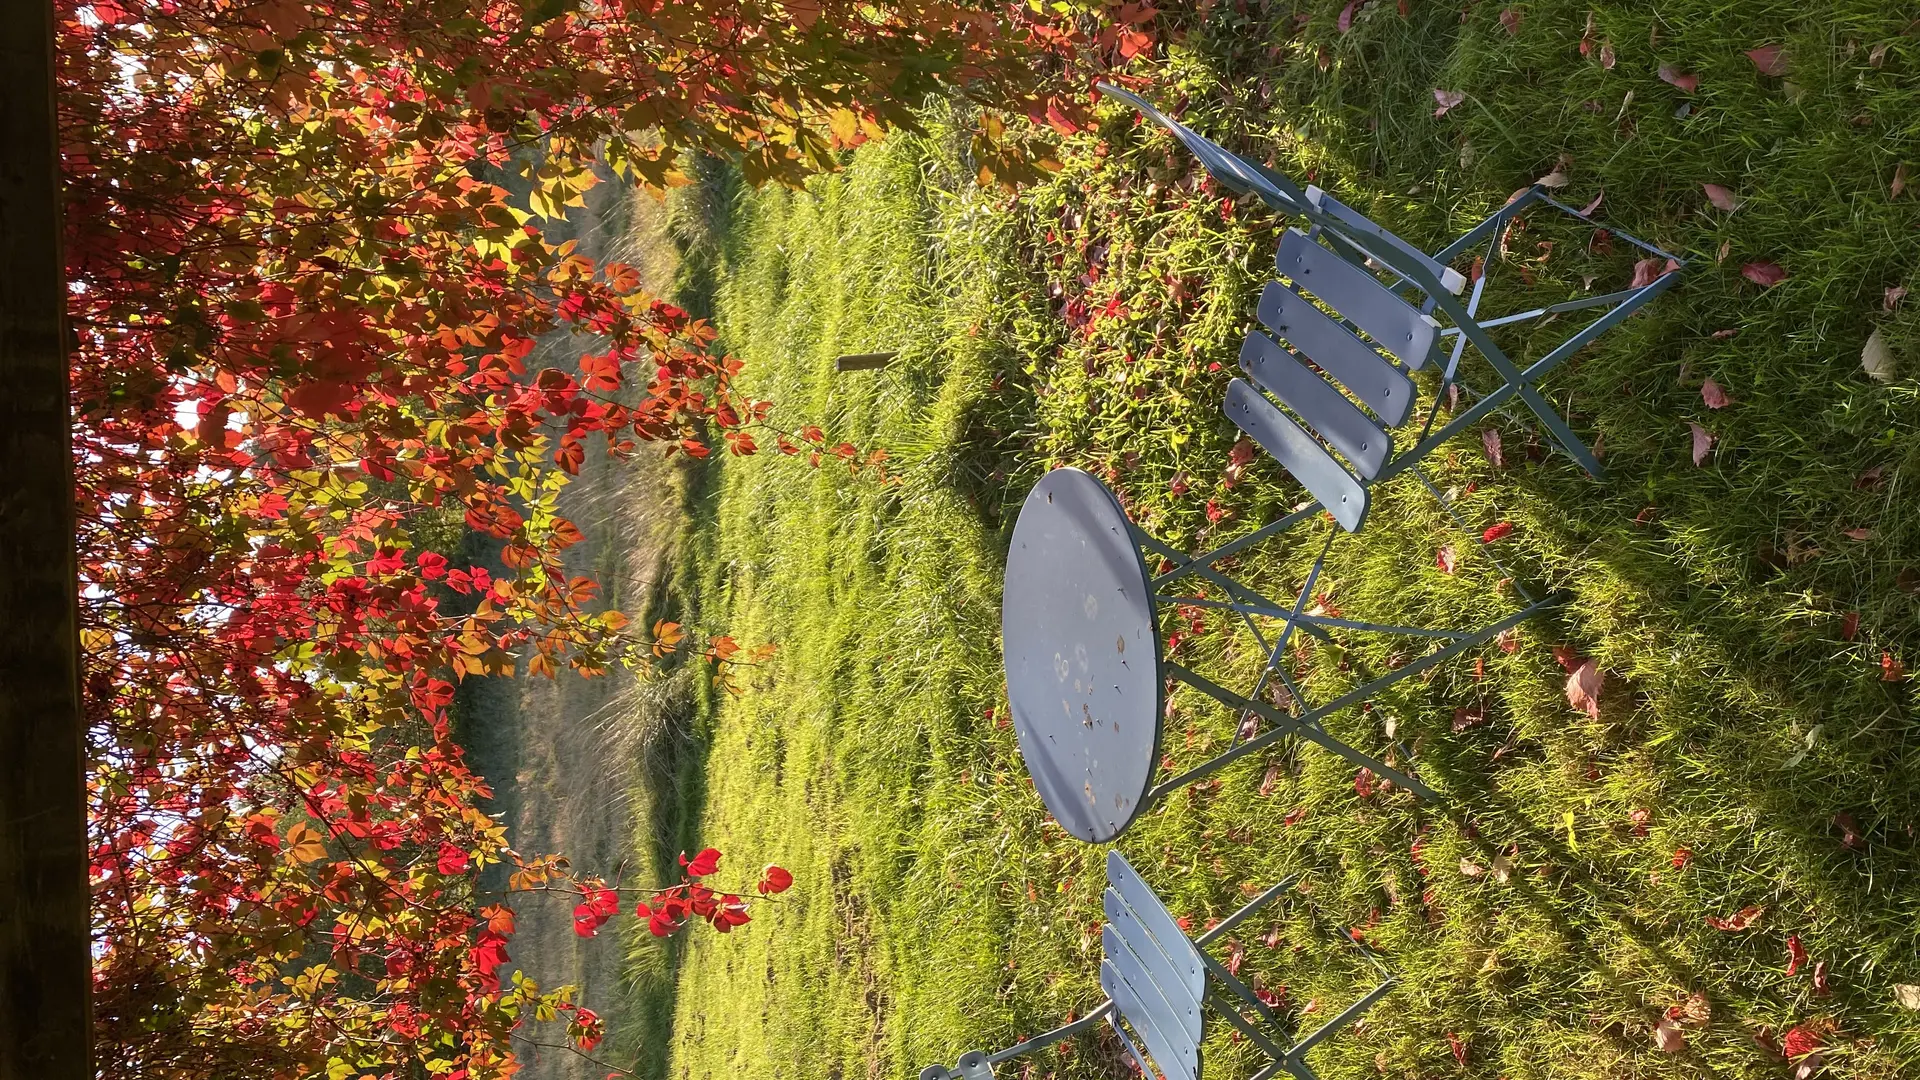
[652,7,1920,1079]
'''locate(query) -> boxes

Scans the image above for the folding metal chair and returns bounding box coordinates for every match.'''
[919,852,1392,1080]
[1096,81,1684,482]
[1065,86,1685,801]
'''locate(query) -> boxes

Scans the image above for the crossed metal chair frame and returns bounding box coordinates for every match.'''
[1084,84,1685,805]
[920,853,1393,1080]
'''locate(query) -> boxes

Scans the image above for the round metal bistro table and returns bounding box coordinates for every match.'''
[1001,468,1163,843]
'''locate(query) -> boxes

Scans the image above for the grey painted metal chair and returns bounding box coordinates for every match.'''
[1096,82,1685,485]
[920,852,1391,1080]
[1066,85,1686,802]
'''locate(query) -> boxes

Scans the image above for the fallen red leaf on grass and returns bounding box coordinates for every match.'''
[1658,65,1700,92]
[1745,45,1787,76]
[1841,612,1859,640]
[1654,1017,1687,1052]
[1354,768,1376,798]
[1701,378,1732,408]
[1706,904,1765,931]
[1742,261,1789,286]
[1337,0,1366,33]
[1482,521,1514,543]
[1786,934,1807,976]
[1446,1031,1468,1066]
[1883,652,1907,681]
[1436,545,1457,574]
[1783,1024,1820,1057]
[1703,183,1742,211]
[1433,88,1465,116]
[1482,427,1504,467]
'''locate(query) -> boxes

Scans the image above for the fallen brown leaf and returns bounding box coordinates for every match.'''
[1689,422,1714,465]
[1566,659,1602,718]
[1654,1017,1687,1053]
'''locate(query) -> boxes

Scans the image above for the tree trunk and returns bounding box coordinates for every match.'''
[0,4,92,1079]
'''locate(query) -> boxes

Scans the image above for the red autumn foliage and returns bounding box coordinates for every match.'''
[759,864,796,895]
[59,0,1146,1072]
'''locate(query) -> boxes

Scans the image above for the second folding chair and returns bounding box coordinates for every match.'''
[919,852,1393,1080]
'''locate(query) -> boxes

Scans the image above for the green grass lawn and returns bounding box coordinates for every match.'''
[651,8,1920,1079]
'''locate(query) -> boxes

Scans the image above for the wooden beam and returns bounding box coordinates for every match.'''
[0,3,93,1079]
[833,351,896,372]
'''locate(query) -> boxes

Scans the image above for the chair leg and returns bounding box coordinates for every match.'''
[1158,662,1442,801]
[1199,876,1299,945]
[1287,978,1395,1056]
[1105,1010,1157,1080]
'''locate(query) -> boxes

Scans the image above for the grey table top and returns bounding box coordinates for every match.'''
[1001,468,1163,843]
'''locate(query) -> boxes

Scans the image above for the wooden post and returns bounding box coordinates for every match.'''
[0,3,93,1079]
[833,350,897,372]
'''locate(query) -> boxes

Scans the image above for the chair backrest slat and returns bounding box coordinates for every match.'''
[1225,379,1368,532]
[1103,926,1203,1062]
[1276,230,1439,371]
[1239,332,1392,480]
[1100,958,1200,1080]
[1255,283,1415,427]
[1304,186,1468,296]
[1103,890,1204,1034]
[1104,854,1205,977]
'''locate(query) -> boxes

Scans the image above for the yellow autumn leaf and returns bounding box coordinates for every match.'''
[827,108,860,145]
[284,821,328,864]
